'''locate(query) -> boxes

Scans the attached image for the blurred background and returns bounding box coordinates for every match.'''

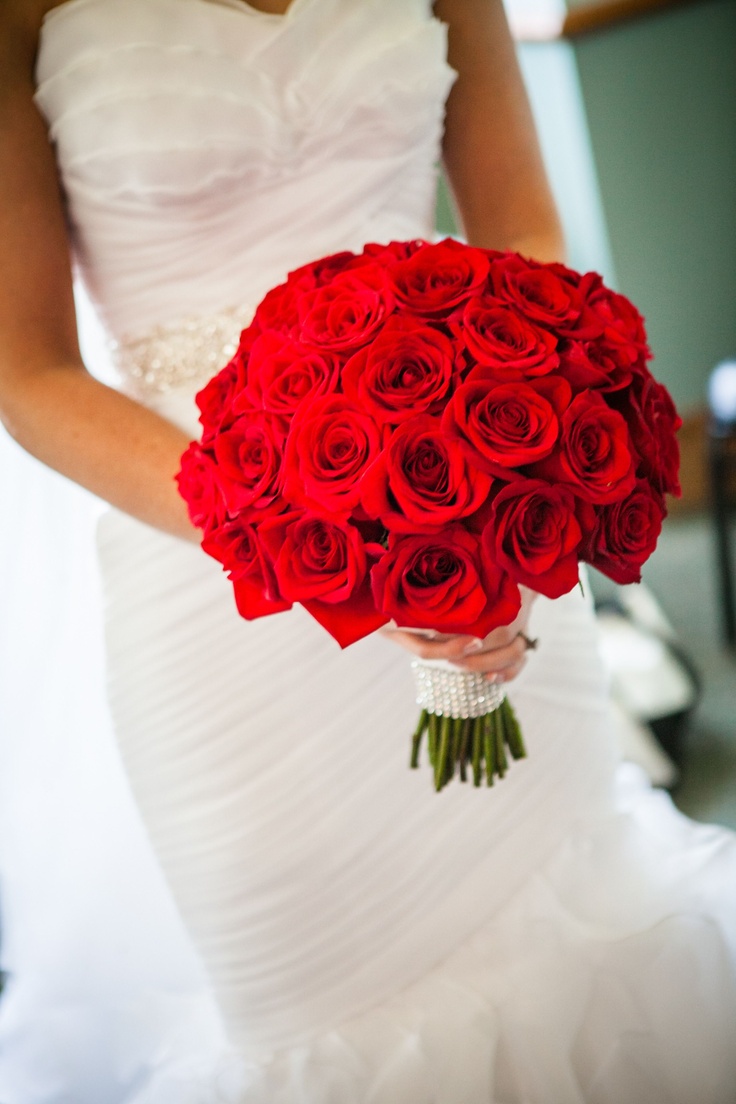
[440,0,736,826]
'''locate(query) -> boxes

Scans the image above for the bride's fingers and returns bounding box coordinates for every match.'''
[381,628,532,684]
[379,628,479,660]
[453,633,530,677]
[380,587,539,667]
[485,659,526,683]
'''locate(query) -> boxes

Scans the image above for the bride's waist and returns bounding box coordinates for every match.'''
[109,303,255,414]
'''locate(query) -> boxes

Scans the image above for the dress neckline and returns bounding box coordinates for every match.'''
[205,0,301,18]
[40,0,306,33]
[226,0,294,15]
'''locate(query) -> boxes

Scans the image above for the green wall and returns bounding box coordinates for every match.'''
[571,0,736,413]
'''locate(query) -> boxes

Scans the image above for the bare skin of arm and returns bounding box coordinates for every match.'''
[0,1,197,541]
[385,0,566,678]
[437,0,565,263]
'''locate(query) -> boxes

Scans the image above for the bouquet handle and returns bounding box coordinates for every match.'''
[410,659,526,791]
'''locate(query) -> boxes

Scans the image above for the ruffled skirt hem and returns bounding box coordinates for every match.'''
[125,764,736,1104]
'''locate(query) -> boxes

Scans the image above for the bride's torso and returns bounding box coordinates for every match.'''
[34,0,455,354]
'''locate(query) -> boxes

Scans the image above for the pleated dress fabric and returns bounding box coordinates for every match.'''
[2,0,735,1100]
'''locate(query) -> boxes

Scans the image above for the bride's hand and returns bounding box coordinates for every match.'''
[380,587,538,684]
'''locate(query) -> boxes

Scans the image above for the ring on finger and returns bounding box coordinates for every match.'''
[516,632,539,651]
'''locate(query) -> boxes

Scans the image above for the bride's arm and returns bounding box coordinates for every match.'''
[0,5,198,542]
[385,0,563,675]
[435,0,565,262]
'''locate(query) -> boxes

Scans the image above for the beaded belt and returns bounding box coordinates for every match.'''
[110,304,255,400]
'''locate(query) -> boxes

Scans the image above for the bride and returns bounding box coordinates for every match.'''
[1,0,735,1101]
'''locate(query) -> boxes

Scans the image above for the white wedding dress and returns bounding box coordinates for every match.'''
[1,1,736,1101]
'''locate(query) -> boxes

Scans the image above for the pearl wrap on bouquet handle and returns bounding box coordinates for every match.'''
[411,658,507,719]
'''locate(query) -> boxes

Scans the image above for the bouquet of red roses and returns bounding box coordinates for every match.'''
[177,239,681,791]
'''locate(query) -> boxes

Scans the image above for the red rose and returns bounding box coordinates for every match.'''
[252,281,300,335]
[581,480,666,584]
[196,360,240,441]
[283,395,382,514]
[489,254,601,338]
[201,519,292,618]
[614,372,682,496]
[362,239,425,264]
[176,442,227,533]
[458,299,559,379]
[197,321,263,432]
[287,250,361,290]
[557,338,636,394]
[538,260,589,288]
[288,245,421,295]
[388,238,490,317]
[261,511,366,602]
[371,526,520,637]
[442,377,569,476]
[536,390,636,504]
[342,316,458,425]
[587,282,650,355]
[260,511,387,646]
[484,479,584,598]
[361,415,493,531]
[243,331,341,416]
[213,413,285,518]
[296,266,393,351]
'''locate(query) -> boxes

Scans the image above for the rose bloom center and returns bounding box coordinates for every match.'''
[406,444,448,491]
[579,426,608,463]
[490,402,530,435]
[410,550,459,586]
[305,527,345,570]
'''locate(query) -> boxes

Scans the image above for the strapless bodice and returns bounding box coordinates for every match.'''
[34,0,456,345]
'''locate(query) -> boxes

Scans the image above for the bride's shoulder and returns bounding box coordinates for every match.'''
[432,0,514,36]
[0,0,62,49]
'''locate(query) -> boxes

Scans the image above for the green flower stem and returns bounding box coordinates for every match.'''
[472,718,483,787]
[450,717,462,768]
[493,709,508,778]
[503,700,527,761]
[428,712,439,766]
[445,733,457,788]
[483,713,495,786]
[496,704,510,763]
[435,715,452,791]
[458,718,471,783]
[410,698,526,790]
[410,709,428,769]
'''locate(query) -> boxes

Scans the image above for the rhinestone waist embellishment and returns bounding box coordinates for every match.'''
[110,304,256,399]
